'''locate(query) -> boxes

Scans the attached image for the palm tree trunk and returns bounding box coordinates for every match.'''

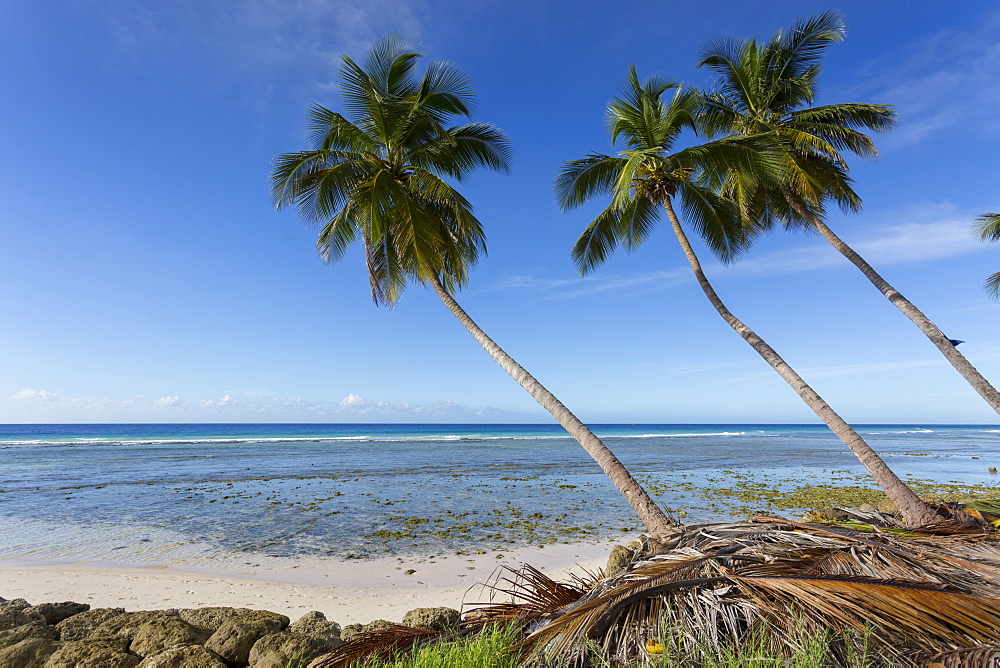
[662,199,937,528]
[810,216,1000,414]
[427,273,677,538]
[779,188,1000,414]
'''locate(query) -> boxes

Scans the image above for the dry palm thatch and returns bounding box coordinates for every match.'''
[312,514,1000,667]
[506,517,1000,666]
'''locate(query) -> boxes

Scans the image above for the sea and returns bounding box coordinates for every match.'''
[1,423,998,571]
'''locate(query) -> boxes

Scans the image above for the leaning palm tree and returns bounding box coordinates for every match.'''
[557,68,936,527]
[698,11,1000,414]
[271,36,675,538]
[975,213,1000,300]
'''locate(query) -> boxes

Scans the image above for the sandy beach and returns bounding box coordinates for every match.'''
[0,539,617,624]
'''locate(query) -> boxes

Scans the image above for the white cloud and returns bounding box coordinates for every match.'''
[153,395,182,407]
[7,388,532,421]
[10,388,60,402]
[723,208,985,279]
[487,268,691,299]
[93,0,424,83]
[851,8,1000,149]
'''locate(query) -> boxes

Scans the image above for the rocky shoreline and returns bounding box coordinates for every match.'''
[0,596,462,667]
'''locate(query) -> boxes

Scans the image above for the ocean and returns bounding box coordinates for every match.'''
[1,423,998,570]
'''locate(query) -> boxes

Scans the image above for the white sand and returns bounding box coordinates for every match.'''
[0,540,619,625]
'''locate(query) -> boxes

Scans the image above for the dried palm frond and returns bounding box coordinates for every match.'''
[503,518,1000,666]
[310,624,449,668]
[463,563,592,624]
[926,644,1000,667]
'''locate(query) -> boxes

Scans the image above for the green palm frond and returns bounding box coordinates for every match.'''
[975,213,1000,242]
[975,214,1000,301]
[985,273,1000,301]
[414,122,512,179]
[562,68,775,271]
[697,13,891,232]
[555,154,626,211]
[271,35,508,306]
[570,197,660,275]
[678,183,748,262]
[416,58,475,120]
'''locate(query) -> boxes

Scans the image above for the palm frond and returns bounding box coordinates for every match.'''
[975,213,1000,242]
[310,623,446,668]
[570,197,660,274]
[514,519,1000,666]
[555,154,626,211]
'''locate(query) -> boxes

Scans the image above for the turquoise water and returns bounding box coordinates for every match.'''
[1,423,998,567]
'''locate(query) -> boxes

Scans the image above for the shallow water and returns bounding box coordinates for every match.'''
[1,423,998,567]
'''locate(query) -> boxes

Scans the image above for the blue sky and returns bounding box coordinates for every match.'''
[2,0,999,424]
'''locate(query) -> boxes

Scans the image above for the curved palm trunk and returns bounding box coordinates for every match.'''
[662,199,937,528]
[809,216,1000,414]
[427,273,677,538]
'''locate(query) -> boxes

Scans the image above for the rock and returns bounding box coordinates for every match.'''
[137,643,228,667]
[130,617,210,658]
[0,598,29,610]
[0,598,46,632]
[93,611,179,647]
[26,602,90,626]
[288,612,340,644]
[339,619,394,643]
[177,607,247,635]
[605,544,635,577]
[876,499,899,514]
[204,618,284,666]
[0,623,56,651]
[401,607,460,632]
[248,632,339,668]
[56,608,126,641]
[43,637,140,667]
[0,637,62,666]
[338,624,363,643]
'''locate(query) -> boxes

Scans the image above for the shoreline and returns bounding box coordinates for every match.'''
[0,539,618,624]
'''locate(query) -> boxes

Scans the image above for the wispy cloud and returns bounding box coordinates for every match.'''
[722,205,985,279]
[486,268,691,299]
[851,7,1000,149]
[726,358,948,385]
[491,205,986,299]
[92,0,424,90]
[8,387,532,421]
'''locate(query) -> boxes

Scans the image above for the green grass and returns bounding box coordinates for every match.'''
[354,621,894,668]
[648,623,888,667]
[359,623,524,668]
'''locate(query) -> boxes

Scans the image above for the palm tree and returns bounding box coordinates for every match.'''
[557,68,936,527]
[975,213,1000,300]
[698,11,1000,414]
[271,36,675,538]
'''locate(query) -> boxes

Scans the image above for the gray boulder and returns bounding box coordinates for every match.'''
[26,602,90,626]
[248,632,338,668]
[288,611,340,644]
[93,611,178,647]
[204,618,284,667]
[401,607,460,632]
[0,623,56,651]
[0,637,62,666]
[137,643,227,667]
[177,607,247,635]
[56,608,126,641]
[43,637,140,667]
[130,617,210,658]
[339,619,395,643]
[605,544,635,577]
[0,598,46,632]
